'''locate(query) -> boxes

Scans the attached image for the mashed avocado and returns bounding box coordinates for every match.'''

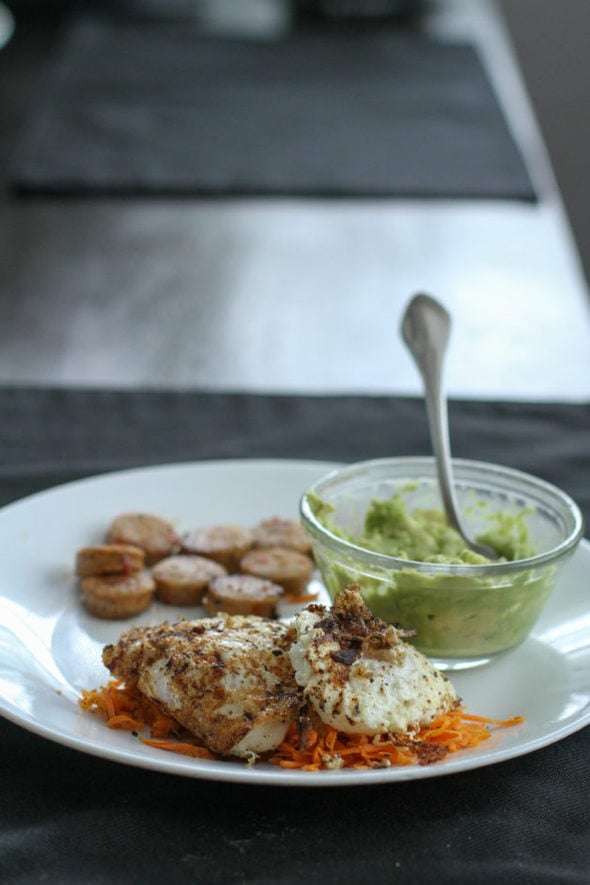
[311,491,536,564]
[308,491,553,660]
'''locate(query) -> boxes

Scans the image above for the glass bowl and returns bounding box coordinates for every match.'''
[300,457,584,669]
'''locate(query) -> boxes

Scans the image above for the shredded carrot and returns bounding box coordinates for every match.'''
[459,712,525,727]
[80,680,524,772]
[140,738,216,759]
[268,705,519,771]
[283,590,319,604]
[79,680,182,738]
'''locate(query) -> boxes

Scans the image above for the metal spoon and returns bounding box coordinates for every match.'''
[401,293,497,560]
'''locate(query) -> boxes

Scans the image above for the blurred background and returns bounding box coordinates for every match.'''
[0,0,588,399]
[4,0,588,276]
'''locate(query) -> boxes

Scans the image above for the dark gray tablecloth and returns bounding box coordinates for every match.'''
[9,15,536,200]
[0,388,588,884]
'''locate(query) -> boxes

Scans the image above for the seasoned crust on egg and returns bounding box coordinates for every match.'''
[102,615,299,758]
[288,585,459,736]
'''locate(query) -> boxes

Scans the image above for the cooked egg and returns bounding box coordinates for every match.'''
[289,587,459,735]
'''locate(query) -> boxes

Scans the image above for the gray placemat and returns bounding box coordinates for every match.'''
[0,388,588,885]
[9,16,536,199]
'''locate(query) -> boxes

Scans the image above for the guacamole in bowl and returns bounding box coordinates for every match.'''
[300,458,583,668]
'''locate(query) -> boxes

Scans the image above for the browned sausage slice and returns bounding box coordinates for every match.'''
[108,513,179,565]
[80,570,156,619]
[75,544,145,577]
[239,546,313,597]
[204,574,283,619]
[181,525,254,571]
[252,517,312,555]
[152,555,227,606]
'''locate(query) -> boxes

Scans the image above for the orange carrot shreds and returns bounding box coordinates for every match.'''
[283,590,319,604]
[140,738,216,760]
[269,723,427,771]
[80,683,524,772]
[459,712,526,728]
[79,680,182,738]
[268,707,524,771]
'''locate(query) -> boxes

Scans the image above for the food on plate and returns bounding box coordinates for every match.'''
[204,574,283,618]
[304,484,557,658]
[252,517,312,555]
[152,555,227,606]
[240,546,313,597]
[108,513,180,565]
[288,587,458,736]
[75,510,316,619]
[75,543,145,577]
[81,586,524,769]
[80,570,156,619]
[310,490,535,565]
[102,614,298,758]
[181,524,254,571]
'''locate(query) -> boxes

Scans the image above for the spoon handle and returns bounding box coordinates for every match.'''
[401,293,465,537]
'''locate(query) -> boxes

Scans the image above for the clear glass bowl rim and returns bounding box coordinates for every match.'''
[300,456,585,576]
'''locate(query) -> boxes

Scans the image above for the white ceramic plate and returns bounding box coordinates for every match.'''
[0,459,589,787]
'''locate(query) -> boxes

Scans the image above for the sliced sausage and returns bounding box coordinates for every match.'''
[108,513,179,565]
[181,525,254,571]
[252,517,312,555]
[80,570,156,619]
[75,544,145,577]
[239,546,313,597]
[204,574,283,619]
[152,555,227,606]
